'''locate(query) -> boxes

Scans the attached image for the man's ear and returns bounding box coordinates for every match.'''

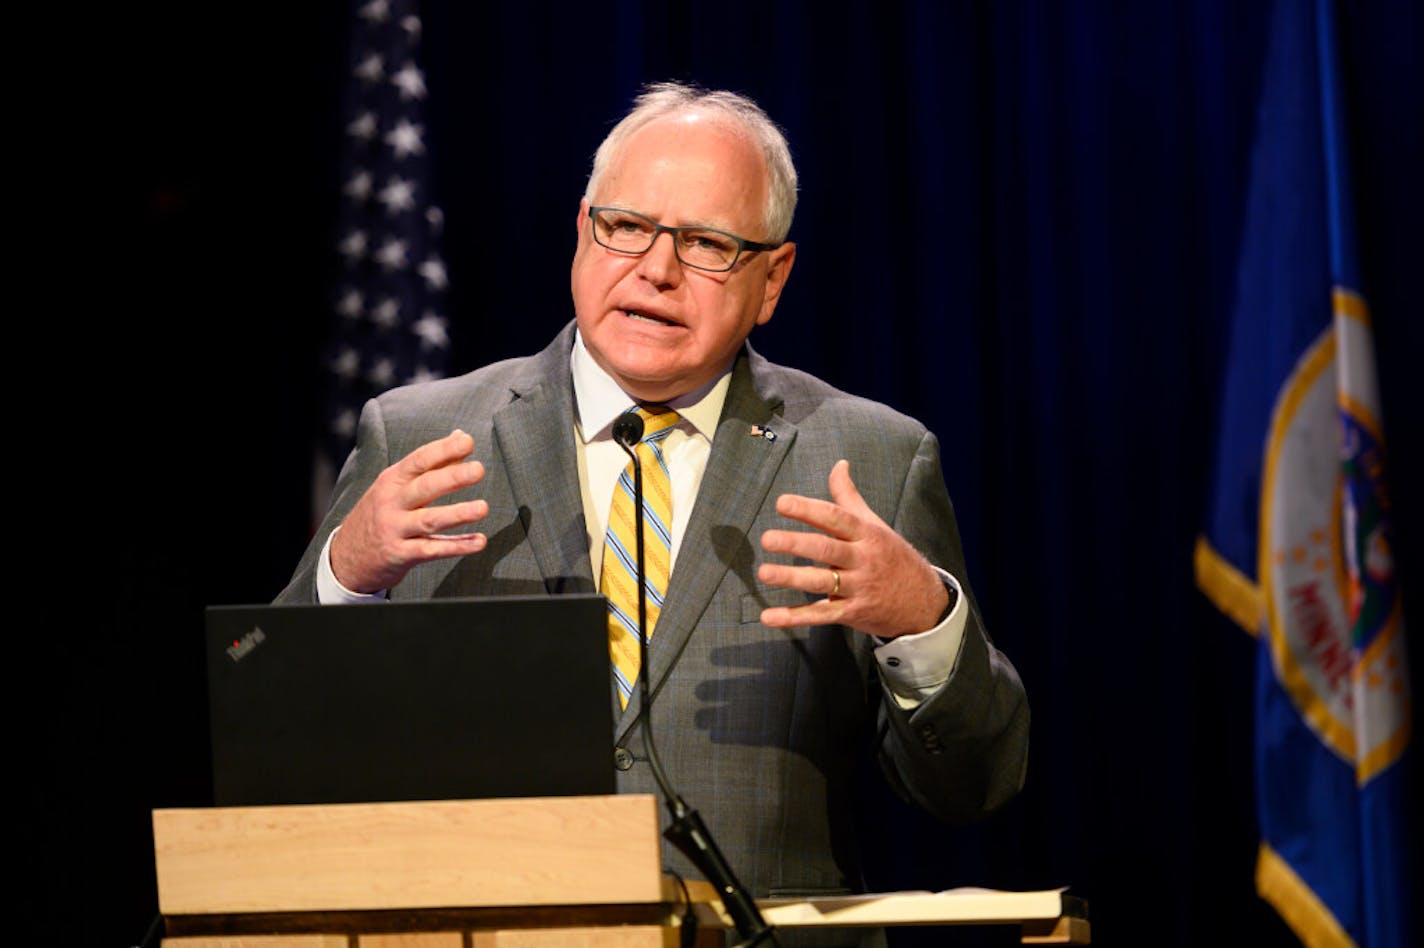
[755,242,797,326]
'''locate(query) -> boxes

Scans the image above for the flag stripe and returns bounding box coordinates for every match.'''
[1194,535,1264,637]
[1256,843,1354,948]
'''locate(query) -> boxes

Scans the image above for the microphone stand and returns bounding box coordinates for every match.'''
[613,413,777,948]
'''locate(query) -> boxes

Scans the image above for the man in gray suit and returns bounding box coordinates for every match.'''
[279,82,1028,937]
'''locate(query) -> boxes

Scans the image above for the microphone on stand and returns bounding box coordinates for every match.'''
[612,410,776,948]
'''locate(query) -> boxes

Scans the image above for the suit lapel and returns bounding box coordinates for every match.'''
[616,347,798,739]
[491,326,595,594]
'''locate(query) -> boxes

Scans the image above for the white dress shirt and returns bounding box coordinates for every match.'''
[317,330,966,707]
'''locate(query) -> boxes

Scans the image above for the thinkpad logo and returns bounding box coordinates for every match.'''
[226,627,266,663]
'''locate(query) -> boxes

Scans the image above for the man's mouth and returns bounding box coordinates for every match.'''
[624,309,677,327]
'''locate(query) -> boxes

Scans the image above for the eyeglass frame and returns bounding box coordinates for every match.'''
[587,205,783,273]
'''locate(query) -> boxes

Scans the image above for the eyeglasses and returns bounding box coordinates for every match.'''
[588,206,781,273]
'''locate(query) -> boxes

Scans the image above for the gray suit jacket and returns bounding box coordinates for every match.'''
[278,321,1028,912]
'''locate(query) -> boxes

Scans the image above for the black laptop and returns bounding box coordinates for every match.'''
[204,595,616,807]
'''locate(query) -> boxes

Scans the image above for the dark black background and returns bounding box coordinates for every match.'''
[39,2,1421,946]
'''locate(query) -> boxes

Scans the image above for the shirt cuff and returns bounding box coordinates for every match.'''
[874,567,966,709]
[315,525,389,604]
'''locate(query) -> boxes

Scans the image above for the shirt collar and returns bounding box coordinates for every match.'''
[570,329,731,443]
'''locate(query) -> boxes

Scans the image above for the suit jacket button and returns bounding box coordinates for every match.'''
[614,747,634,771]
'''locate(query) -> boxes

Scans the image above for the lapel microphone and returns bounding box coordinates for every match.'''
[612,409,776,947]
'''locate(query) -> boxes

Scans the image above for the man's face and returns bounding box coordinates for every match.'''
[570,112,796,403]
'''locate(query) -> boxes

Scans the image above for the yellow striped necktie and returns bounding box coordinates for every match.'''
[601,405,680,709]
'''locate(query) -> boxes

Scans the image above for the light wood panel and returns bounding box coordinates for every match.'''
[154,795,662,915]
[162,937,349,948]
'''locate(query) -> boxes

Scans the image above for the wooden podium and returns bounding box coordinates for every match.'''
[152,794,1089,946]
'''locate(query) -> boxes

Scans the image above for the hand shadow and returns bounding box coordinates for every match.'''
[432,504,595,597]
[689,526,873,752]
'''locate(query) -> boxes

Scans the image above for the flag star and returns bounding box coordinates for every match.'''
[418,256,448,290]
[354,53,384,84]
[426,206,444,233]
[412,311,450,350]
[408,365,440,385]
[390,62,426,100]
[367,357,397,388]
[332,408,358,440]
[335,288,364,318]
[331,348,361,380]
[400,15,421,37]
[374,238,409,270]
[346,112,378,142]
[377,176,416,214]
[358,0,390,23]
[369,297,401,328]
[337,230,368,263]
[344,169,373,201]
[385,119,425,160]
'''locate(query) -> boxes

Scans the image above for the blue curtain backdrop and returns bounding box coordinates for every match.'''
[51,2,1420,946]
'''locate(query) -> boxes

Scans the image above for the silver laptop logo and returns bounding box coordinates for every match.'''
[226,627,267,663]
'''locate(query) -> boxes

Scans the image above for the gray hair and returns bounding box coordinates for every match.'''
[583,82,798,244]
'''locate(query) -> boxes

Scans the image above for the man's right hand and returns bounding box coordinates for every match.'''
[329,429,489,594]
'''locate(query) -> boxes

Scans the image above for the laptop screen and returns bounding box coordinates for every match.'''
[205,595,616,806]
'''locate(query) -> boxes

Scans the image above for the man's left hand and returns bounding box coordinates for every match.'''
[758,459,949,639]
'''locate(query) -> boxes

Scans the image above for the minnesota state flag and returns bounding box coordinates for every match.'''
[1195,1,1414,946]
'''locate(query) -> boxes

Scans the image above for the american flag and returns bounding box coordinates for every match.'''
[316,0,449,518]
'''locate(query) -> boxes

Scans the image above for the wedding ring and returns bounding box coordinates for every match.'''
[829,569,841,597]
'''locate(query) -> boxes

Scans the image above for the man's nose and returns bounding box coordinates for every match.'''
[637,230,683,285]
